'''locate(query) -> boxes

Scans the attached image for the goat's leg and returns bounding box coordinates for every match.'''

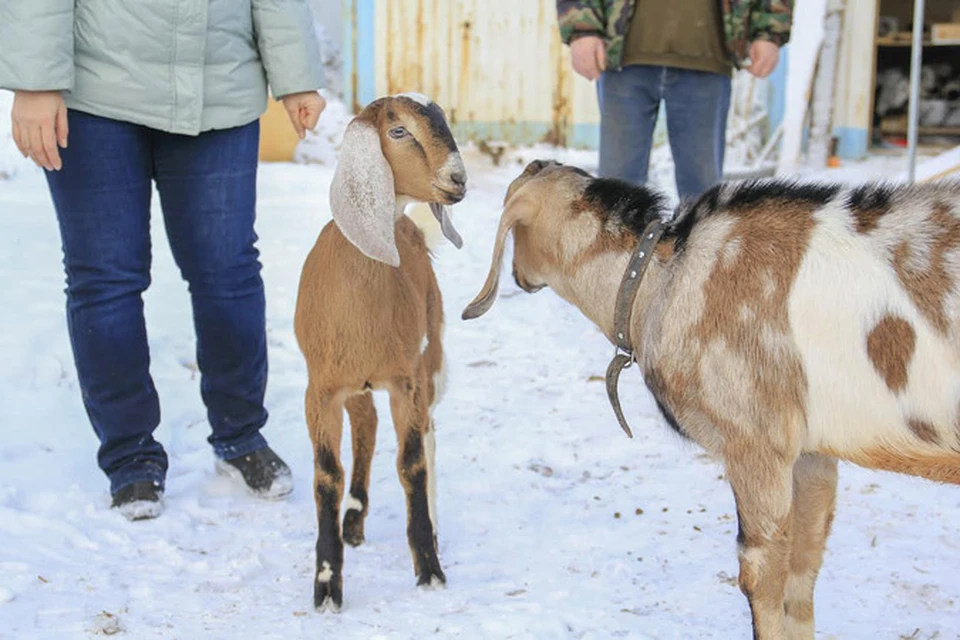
[423,316,444,535]
[784,454,838,640]
[343,392,377,547]
[306,386,346,612]
[389,374,445,588]
[728,456,796,639]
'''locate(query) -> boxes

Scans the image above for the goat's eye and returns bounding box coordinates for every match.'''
[388,126,408,139]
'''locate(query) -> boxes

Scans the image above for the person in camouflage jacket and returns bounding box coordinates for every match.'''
[556,0,792,199]
[557,0,793,70]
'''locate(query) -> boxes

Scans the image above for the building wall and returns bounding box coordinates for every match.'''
[344,0,601,148]
[343,0,880,158]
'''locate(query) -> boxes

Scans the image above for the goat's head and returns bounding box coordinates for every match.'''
[330,93,467,266]
[462,160,598,319]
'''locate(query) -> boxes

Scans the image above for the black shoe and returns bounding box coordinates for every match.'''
[111,481,164,521]
[216,446,293,500]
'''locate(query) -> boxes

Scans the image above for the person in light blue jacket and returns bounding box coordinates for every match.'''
[1,0,328,520]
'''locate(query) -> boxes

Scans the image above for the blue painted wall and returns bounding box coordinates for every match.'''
[343,0,376,111]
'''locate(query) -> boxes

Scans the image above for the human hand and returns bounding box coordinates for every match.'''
[570,36,607,81]
[11,90,69,171]
[746,40,780,78]
[280,91,327,139]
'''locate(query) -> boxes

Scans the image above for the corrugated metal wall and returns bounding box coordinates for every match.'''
[345,0,601,148]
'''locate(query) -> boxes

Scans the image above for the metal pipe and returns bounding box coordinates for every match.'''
[906,0,926,183]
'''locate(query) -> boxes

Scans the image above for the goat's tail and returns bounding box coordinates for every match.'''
[406,202,447,251]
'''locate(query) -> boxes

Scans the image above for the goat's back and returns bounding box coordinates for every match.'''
[647,181,960,483]
[294,217,442,389]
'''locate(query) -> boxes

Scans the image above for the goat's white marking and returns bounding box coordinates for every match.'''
[432,357,447,405]
[760,270,777,300]
[396,92,432,106]
[439,152,466,184]
[424,354,445,535]
[783,571,813,607]
[740,546,766,576]
[424,426,438,534]
[421,334,429,355]
[395,195,416,220]
[783,572,816,633]
[654,216,734,352]
[700,339,756,431]
[786,617,815,637]
[316,561,333,583]
[721,236,742,266]
[343,494,364,513]
[790,204,960,456]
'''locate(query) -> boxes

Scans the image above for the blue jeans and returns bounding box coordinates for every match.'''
[45,110,269,494]
[597,65,732,199]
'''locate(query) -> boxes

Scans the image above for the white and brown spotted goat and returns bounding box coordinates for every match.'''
[463,160,960,639]
[294,94,465,611]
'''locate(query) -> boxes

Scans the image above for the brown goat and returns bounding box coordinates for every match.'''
[294,94,465,612]
[463,159,960,639]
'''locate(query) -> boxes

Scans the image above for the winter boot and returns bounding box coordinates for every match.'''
[216,446,293,500]
[111,480,164,521]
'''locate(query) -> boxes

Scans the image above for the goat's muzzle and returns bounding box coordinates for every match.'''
[434,184,466,204]
[513,267,545,293]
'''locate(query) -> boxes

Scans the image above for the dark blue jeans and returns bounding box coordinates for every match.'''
[597,65,732,199]
[45,110,269,494]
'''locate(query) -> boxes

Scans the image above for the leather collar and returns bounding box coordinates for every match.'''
[605,217,665,438]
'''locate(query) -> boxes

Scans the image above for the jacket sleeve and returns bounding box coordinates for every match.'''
[252,0,326,99]
[0,0,74,92]
[749,0,793,47]
[556,1,607,45]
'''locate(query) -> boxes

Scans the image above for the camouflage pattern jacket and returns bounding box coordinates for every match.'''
[556,0,793,70]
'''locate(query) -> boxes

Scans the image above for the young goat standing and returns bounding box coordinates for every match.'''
[464,160,960,639]
[295,94,466,611]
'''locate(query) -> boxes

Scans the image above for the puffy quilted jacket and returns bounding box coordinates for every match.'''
[0,0,326,135]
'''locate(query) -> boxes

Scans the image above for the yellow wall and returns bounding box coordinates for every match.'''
[258,99,300,162]
[371,0,600,147]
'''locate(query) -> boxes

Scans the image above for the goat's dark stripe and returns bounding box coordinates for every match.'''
[406,468,444,584]
[402,429,424,469]
[672,180,842,254]
[421,102,459,152]
[314,482,344,604]
[316,445,342,483]
[582,178,666,236]
[846,183,895,233]
[724,180,841,210]
[671,184,722,254]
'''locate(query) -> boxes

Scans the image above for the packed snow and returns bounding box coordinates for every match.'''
[1,99,958,639]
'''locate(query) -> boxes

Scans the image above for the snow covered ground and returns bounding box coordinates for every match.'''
[1,105,958,639]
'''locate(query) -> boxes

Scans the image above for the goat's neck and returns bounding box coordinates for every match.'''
[553,238,664,348]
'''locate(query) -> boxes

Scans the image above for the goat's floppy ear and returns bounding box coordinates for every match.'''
[330,119,400,267]
[461,195,536,320]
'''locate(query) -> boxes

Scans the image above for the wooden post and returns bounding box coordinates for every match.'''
[906,0,926,182]
[808,0,845,168]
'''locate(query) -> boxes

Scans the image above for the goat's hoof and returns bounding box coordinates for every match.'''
[314,566,343,613]
[314,580,343,613]
[342,512,365,547]
[417,570,446,590]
